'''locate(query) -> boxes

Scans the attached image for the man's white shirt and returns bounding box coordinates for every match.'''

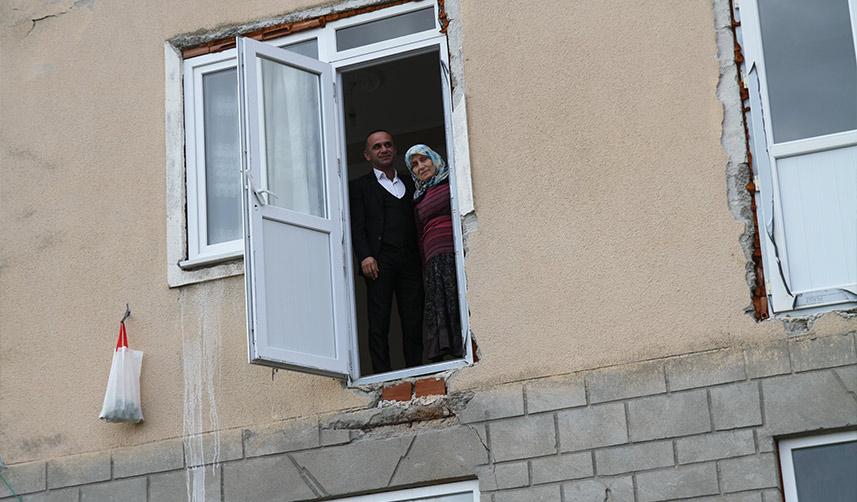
[373,168,406,199]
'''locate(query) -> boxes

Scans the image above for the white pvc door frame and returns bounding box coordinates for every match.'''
[332,36,474,385]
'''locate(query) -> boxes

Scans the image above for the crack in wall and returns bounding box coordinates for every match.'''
[831,367,857,405]
[288,453,328,498]
[27,13,65,37]
[385,435,416,487]
[462,422,495,488]
[24,0,93,38]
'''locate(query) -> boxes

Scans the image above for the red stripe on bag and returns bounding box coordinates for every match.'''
[116,322,128,350]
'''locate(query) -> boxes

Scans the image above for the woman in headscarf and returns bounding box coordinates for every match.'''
[404,144,463,362]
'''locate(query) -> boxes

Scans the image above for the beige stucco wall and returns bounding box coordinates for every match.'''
[1,0,854,465]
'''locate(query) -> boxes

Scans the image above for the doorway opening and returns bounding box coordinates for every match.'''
[341,49,462,377]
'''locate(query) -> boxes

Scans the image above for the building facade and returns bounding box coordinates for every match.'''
[1,0,855,501]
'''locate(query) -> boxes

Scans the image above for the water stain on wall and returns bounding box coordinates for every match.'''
[19,433,66,454]
[6,146,57,171]
[34,230,63,251]
[179,280,224,502]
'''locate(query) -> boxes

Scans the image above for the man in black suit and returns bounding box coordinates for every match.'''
[349,130,424,373]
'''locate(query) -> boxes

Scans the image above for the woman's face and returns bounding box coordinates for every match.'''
[411,154,437,182]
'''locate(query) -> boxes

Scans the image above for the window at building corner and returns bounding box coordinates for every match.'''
[740,0,857,314]
[779,431,857,502]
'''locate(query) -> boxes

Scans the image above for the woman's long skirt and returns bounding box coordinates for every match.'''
[422,253,463,361]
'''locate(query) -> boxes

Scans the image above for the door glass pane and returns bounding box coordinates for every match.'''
[202,67,242,244]
[336,7,436,51]
[792,440,857,502]
[258,57,327,218]
[282,38,319,59]
[758,0,857,143]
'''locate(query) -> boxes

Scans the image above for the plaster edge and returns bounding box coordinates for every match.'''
[712,0,757,318]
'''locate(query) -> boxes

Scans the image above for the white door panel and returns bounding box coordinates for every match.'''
[260,220,337,360]
[777,146,857,294]
[238,37,349,376]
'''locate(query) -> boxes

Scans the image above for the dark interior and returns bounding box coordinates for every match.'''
[341,49,449,376]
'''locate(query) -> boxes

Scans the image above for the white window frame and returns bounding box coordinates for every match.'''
[737,0,857,315]
[332,480,479,502]
[184,55,243,265]
[181,29,323,269]
[779,430,857,502]
[172,0,475,384]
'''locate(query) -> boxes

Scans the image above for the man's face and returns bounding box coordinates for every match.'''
[363,132,396,170]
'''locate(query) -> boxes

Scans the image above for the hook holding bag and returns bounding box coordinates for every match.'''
[99,310,144,423]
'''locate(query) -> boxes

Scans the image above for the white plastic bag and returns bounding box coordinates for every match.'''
[99,322,144,423]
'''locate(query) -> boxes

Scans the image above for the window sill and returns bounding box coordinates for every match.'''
[773,300,857,319]
[350,358,469,386]
[179,250,243,270]
[168,252,244,288]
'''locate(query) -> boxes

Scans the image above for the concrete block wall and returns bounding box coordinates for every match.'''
[2,333,855,502]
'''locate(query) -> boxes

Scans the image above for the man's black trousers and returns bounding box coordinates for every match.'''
[364,244,424,373]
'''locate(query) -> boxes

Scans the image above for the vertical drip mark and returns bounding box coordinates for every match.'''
[180,282,224,502]
[205,280,223,476]
[180,287,203,502]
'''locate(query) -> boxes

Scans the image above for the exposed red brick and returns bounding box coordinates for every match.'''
[182,46,210,59]
[437,0,450,33]
[728,0,768,320]
[414,378,446,397]
[259,19,324,41]
[381,382,412,401]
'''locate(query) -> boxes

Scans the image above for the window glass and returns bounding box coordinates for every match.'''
[199,38,316,247]
[259,57,327,217]
[202,67,241,244]
[757,0,857,143]
[336,7,436,51]
[792,440,857,502]
[282,38,319,59]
